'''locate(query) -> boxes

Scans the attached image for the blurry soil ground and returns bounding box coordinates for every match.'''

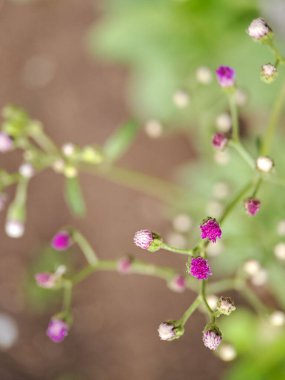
[0,0,226,379]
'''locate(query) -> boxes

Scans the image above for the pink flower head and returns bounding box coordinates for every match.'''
[244,197,261,216]
[35,273,57,288]
[212,132,228,150]
[203,328,222,350]
[0,132,13,153]
[47,318,69,343]
[169,275,186,293]
[200,217,222,243]
[189,257,212,280]
[117,257,132,274]
[134,229,154,250]
[51,231,71,251]
[216,66,235,88]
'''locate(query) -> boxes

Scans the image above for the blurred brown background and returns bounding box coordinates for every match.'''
[0,1,226,379]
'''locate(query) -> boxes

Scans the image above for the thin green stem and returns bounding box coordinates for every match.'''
[261,80,285,155]
[219,180,253,225]
[161,243,193,256]
[179,296,202,326]
[228,92,240,143]
[228,141,255,169]
[62,280,73,314]
[265,176,285,188]
[72,230,98,265]
[201,280,213,315]
[238,284,268,316]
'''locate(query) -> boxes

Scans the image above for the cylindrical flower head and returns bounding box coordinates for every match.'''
[261,64,278,83]
[212,132,228,150]
[203,326,222,350]
[133,229,162,252]
[46,318,69,343]
[0,132,13,153]
[158,321,184,341]
[51,231,72,251]
[216,296,236,316]
[189,257,212,280]
[247,18,272,41]
[117,257,132,274]
[5,220,25,238]
[244,197,261,216]
[168,275,186,293]
[256,156,274,173]
[216,66,235,88]
[200,217,222,243]
[35,273,57,288]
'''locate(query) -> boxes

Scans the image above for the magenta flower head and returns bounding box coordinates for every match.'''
[189,257,212,280]
[216,66,235,88]
[0,132,13,153]
[168,275,186,293]
[212,132,228,150]
[200,217,222,243]
[158,321,184,341]
[51,231,72,251]
[244,197,261,216]
[35,273,57,288]
[133,229,162,252]
[47,318,69,343]
[117,257,132,274]
[203,325,222,350]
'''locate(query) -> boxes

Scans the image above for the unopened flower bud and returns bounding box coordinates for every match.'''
[46,318,69,343]
[0,132,13,153]
[247,18,272,41]
[261,64,278,83]
[216,66,235,88]
[243,259,261,276]
[133,229,162,252]
[269,311,285,326]
[203,325,222,350]
[19,163,34,178]
[200,217,222,243]
[35,273,58,288]
[168,275,186,293]
[216,297,236,316]
[218,344,237,361]
[117,257,132,274]
[158,321,184,341]
[212,132,228,150]
[256,156,274,173]
[244,197,261,216]
[63,165,78,178]
[5,220,25,238]
[189,257,212,280]
[62,143,75,157]
[173,90,190,108]
[196,66,212,84]
[81,146,103,164]
[51,231,72,251]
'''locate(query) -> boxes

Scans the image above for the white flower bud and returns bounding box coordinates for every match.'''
[256,156,274,173]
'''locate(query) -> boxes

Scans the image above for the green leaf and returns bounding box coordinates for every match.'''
[64,177,86,217]
[103,121,139,162]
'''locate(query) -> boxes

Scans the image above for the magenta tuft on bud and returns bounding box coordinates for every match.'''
[35,273,57,288]
[203,327,222,350]
[189,257,212,280]
[0,132,13,153]
[200,217,222,243]
[51,231,71,251]
[46,318,69,343]
[117,257,132,274]
[212,132,228,150]
[244,197,261,216]
[216,66,235,88]
[169,275,186,293]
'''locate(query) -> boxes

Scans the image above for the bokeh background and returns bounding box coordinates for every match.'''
[0,0,285,379]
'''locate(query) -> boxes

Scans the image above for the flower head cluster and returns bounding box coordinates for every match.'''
[52,231,72,251]
[216,66,235,88]
[46,318,69,343]
[203,326,222,350]
[247,18,272,41]
[256,156,274,173]
[200,217,222,243]
[212,132,228,150]
[244,197,261,216]
[158,321,184,341]
[261,63,278,83]
[189,257,212,280]
[133,229,162,252]
[216,296,236,316]
[35,266,66,288]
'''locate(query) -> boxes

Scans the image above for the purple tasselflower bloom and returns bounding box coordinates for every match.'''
[189,257,212,280]
[51,231,71,251]
[46,318,69,343]
[200,217,222,243]
[216,66,235,88]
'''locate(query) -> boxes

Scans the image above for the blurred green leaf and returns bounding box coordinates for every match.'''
[64,177,86,217]
[103,121,139,162]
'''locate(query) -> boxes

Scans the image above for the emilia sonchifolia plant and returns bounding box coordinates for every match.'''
[1,17,285,354]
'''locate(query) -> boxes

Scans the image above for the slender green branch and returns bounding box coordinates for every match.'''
[261,80,285,155]
[62,280,73,314]
[178,296,202,326]
[72,230,98,265]
[228,92,240,143]
[200,280,213,315]
[228,141,255,169]
[161,243,193,256]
